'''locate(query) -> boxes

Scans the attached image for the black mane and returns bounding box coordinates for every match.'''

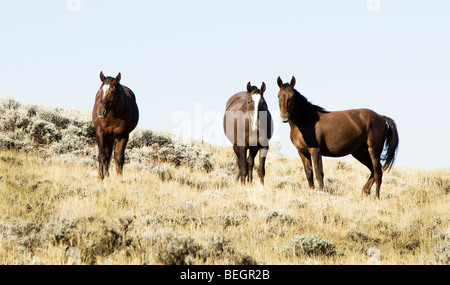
[294,89,328,114]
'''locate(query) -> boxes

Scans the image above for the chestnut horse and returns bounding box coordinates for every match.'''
[277,76,399,199]
[92,72,139,180]
[224,82,273,186]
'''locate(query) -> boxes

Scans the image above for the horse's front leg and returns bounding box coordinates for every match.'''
[257,147,269,188]
[247,149,258,184]
[96,131,113,180]
[114,135,129,177]
[96,132,105,180]
[233,146,248,184]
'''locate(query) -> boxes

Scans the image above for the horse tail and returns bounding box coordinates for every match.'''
[381,116,399,172]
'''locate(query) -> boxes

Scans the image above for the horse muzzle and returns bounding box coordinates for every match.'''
[251,121,260,131]
[280,114,290,123]
[97,108,108,119]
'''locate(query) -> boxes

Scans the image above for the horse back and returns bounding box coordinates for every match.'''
[317,108,388,155]
[123,85,137,102]
[225,92,248,113]
[289,108,387,155]
[121,85,139,132]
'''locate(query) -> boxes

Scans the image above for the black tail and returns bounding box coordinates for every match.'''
[381,116,399,172]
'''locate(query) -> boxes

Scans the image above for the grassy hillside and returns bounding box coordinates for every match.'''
[1,97,450,265]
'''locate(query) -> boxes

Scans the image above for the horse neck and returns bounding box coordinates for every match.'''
[111,85,126,114]
[259,101,268,112]
[290,90,320,124]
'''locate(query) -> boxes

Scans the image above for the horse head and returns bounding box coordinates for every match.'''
[277,76,296,123]
[96,71,122,119]
[246,81,266,131]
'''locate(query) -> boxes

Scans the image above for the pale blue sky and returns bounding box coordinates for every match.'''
[1,1,449,169]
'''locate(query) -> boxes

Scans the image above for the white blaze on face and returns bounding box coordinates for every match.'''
[102,84,110,99]
[251,94,261,131]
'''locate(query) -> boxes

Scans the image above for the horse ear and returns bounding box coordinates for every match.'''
[290,76,296,88]
[114,73,121,84]
[100,71,105,82]
[247,82,252,93]
[260,82,266,94]
[277,76,283,88]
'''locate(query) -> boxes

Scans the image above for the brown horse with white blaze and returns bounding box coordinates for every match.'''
[277,76,399,199]
[92,71,139,180]
[224,82,273,186]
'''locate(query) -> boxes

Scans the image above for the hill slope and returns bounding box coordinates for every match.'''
[1,97,449,265]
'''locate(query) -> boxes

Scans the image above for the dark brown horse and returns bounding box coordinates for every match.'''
[223,82,273,187]
[277,76,399,199]
[92,71,139,180]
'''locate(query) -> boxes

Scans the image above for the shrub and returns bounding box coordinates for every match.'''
[432,241,450,264]
[29,119,60,145]
[287,199,308,209]
[282,235,337,257]
[0,97,93,152]
[222,212,249,228]
[199,236,258,265]
[0,97,214,171]
[0,134,28,150]
[152,231,202,265]
[128,129,214,172]
[266,210,294,224]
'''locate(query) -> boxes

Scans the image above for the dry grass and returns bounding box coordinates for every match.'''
[1,148,449,265]
[1,97,450,265]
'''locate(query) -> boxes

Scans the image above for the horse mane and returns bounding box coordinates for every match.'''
[293,89,329,114]
[260,99,270,112]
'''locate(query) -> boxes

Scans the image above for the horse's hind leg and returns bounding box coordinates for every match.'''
[247,149,258,183]
[368,146,383,199]
[114,136,129,177]
[352,147,375,197]
[311,148,324,190]
[299,151,314,189]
